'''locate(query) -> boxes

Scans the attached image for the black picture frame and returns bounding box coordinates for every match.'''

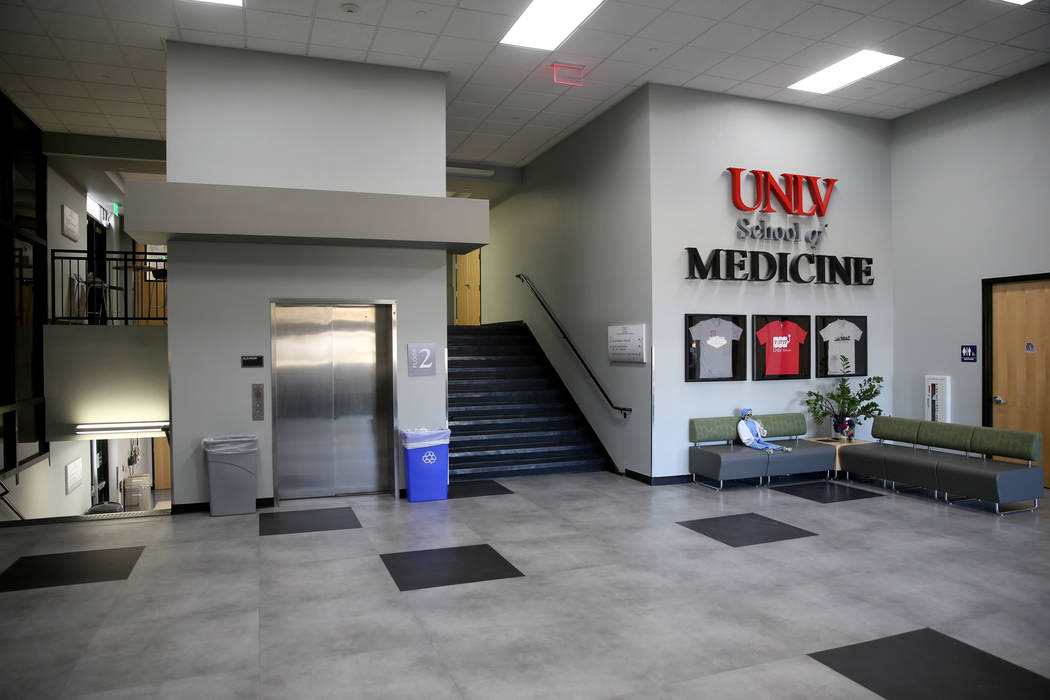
[752,315,811,380]
[685,314,747,382]
[815,315,868,377]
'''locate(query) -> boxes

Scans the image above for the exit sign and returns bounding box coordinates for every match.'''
[961,345,977,362]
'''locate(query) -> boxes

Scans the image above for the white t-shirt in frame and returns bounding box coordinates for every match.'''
[819,319,864,375]
[689,317,743,379]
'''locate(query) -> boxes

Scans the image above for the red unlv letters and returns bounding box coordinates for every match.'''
[727,167,837,217]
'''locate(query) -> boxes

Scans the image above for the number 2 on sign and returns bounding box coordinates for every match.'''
[418,348,433,369]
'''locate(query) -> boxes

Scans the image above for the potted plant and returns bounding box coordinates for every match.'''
[802,357,884,441]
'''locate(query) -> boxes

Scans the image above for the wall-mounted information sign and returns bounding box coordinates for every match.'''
[408,343,437,376]
[65,458,83,494]
[960,345,977,363]
[608,324,647,364]
[241,355,264,368]
[925,375,951,423]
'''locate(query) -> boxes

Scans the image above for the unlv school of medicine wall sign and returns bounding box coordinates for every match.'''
[685,167,874,286]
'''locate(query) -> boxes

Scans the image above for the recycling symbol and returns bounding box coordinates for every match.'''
[422,450,437,464]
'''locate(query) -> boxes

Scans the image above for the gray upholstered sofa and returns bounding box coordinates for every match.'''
[688,413,835,489]
[839,416,1044,515]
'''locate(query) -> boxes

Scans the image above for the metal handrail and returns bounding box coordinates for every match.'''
[515,273,632,420]
[50,249,167,325]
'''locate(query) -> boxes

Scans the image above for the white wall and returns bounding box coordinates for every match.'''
[891,65,1050,426]
[483,88,654,475]
[165,41,446,197]
[46,167,87,316]
[167,241,447,505]
[648,85,894,477]
[0,441,92,521]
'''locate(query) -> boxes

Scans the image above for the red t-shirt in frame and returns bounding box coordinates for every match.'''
[755,320,807,375]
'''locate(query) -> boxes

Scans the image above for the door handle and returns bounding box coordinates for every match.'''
[993,395,1007,405]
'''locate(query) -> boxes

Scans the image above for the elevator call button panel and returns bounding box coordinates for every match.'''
[252,383,264,421]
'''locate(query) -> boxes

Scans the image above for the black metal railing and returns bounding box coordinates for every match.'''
[50,250,167,325]
[515,273,632,420]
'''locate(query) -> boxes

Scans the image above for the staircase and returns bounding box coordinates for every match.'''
[447,322,614,481]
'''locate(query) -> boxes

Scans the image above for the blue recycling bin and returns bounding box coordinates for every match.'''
[401,428,451,502]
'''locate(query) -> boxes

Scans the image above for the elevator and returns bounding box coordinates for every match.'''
[270,302,395,501]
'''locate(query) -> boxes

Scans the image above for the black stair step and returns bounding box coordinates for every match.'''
[450,455,609,479]
[448,334,535,346]
[449,389,565,404]
[448,377,560,391]
[449,415,583,431]
[449,355,543,366]
[448,322,526,334]
[448,368,549,381]
[451,442,600,463]
[450,428,588,447]
[447,343,541,355]
[448,401,573,416]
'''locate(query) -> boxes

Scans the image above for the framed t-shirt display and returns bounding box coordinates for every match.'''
[685,314,746,382]
[816,315,868,377]
[752,315,811,380]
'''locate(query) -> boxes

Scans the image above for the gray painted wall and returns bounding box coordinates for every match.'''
[483,88,654,475]
[890,65,1050,425]
[46,167,86,316]
[167,241,447,505]
[0,441,92,521]
[165,42,446,198]
[649,86,894,477]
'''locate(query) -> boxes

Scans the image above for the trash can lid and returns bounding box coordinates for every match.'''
[400,427,451,447]
[201,435,259,453]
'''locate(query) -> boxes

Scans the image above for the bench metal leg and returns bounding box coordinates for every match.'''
[996,499,1039,516]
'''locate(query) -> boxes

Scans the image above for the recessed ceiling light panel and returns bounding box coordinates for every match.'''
[789,50,904,94]
[183,0,244,7]
[500,0,605,51]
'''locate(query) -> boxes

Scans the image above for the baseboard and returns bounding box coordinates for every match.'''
[624,469,692,486]
[171,497,273,514]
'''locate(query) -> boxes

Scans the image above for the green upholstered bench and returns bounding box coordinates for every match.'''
[839,416,1044,514]
[688,413,834,489]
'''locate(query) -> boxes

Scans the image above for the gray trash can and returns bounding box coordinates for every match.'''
[201,435,258,516]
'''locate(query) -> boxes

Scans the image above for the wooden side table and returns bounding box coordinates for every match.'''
[803,437,872,473]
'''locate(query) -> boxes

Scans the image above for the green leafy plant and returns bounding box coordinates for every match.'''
[802,356,884,437]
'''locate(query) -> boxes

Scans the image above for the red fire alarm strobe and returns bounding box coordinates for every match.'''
[553,63,585,87]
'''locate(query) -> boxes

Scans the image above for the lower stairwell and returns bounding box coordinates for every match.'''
[448,322,614,481]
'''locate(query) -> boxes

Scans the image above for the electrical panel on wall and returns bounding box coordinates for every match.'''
[924,375,950,423]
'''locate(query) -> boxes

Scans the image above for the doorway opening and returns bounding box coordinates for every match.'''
[453,249,481,326]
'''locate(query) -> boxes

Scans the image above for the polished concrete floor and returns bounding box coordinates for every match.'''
[1,472,1048,699]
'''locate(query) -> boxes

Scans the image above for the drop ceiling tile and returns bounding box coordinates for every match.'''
[451,143,496,161]
[308,44,369,61]
[1009,24,1050,52]
[444,8,514,42]
[24,75,88,96]
[609,36,679,65]
[366,52,423,68]
[95,99,150,117]
[558,28,631,60]
[41,93,99,112]
[310,18,375,49]
[691,22,766,53]
[130,68,164,89]
[901,89,951,109]
[472,120,521,136]
[54,39,127,67]
[782,40,856,67]
[99,0,177,27]
[247,37,308,55]
[727,81,780,98]
[457,0,530,16]
[246,0,315,16]
[875,26,953,57]
[175,2,244,35]
[639,11,717,44]
[639,65,699,85]
[819,0,891,12]
[480,44,547,71]
[0,30,63,59]
[180,29,245,49]
[912,35,994,65]
[113,128,162,140]
[967,9,1050,44]
[990,50,1050,77]
[873,0,957,25]
[4,55,76,80]
[869,59,938,84]
[448,99,494,119]
[824,15,908,48]
[724,0,813,31]
[835,100,888,116]
[705,54,775,80]
[139,87,164,104]
[529,110,580,128]
[110,21,179,49]
[22,106,59,124]
[803,93,854,109]
[52,110,111,127]
[66,125,116,136]
[429,35,495,63]
[777,5,862,40]
[0,5,47,35]
[516,71,572,95]
[662,45,728,72]
[246,10,311,42]
[462,132,509,150]
[668,0,750,21]
[314,0,386,25]
[748,62,810,87]
[866,83,931,106]
[682,73,739,91]
[105,114,155,130]
[382,0,454,34]
[121,47,166,71]
[584,59,651,83]
[566,79,629,101]
[470,62,532,86]
[447,114,482,131]
[954,44,1034,72]
[874,105,909,119]
[920,0,1008,35]
[766,88,814,104]
[830,78,895,100]
[628,0,679,8]
[371,27,437,57]
[584,1,663,35]
[72,63,136,85]
[487,104,538,123]
[458,83,512,105]
[737,32,812,62]
[0,73,31,94]
[946,72,1001,93]
[446,129,468,148]
[422,57,478,83]
[907,65,983,92]
[4,90,45,109]
[503,89,558,110]
[547,94,603,115]
[147,104,165,119]
[504,123,560,147]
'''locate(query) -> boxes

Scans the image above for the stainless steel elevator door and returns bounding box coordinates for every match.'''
[272,303,393,499]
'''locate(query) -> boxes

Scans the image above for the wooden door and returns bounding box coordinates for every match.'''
[455,248,481,326]
[991,278,1049,486]
[152,435,171,490]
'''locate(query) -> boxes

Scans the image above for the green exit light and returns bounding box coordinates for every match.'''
[113,202,121,215]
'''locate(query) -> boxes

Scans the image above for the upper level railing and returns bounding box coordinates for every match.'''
[50,250,167,325]
[515,273,632,420]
